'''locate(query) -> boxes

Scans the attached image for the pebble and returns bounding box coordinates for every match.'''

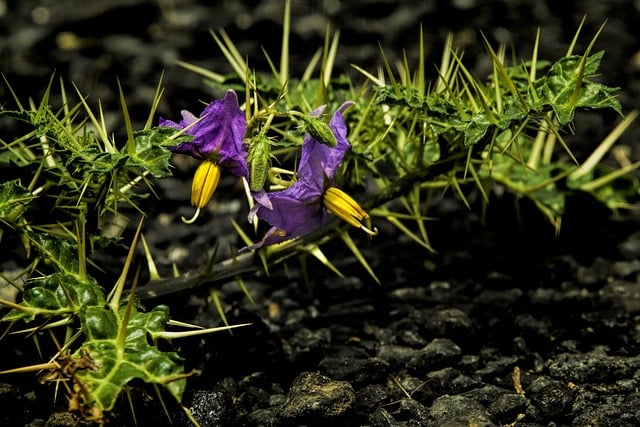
[547,350,639,383]
[392,398,430,425]
[526,377,574,417]
[487,392,528,424]
[376,344,421,368]
[178,389,235,426]
[424,307,474,342]
[319,356,391,386]
[277,372,355,424]
[428,394,496,426]
[407,338,462,376]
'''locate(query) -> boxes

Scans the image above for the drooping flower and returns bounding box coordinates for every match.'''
[160,89,254,223]
[245,101,376,250]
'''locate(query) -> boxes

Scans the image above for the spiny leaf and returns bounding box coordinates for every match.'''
[1,273,105,322]
[128,127,177,178]
[74,304,187,418]
[533,51,622,124]
[0,180,33,223]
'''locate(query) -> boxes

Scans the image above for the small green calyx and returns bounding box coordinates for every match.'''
[247,131,272,192]
[303,117,338,147]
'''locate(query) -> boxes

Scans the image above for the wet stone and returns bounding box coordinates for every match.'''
[386,373,424,403]
[396,328,428,347]
[572,392,640,426]
[618,230,640,259]
[44,412,80,427]
[418,368,481,403]
[599,280,640,313]
[245,407,280,427]
[473,355,520,382]
[387,286,431,302]
[278,371,356,424]
[288,327,332,350]
[611,258,640,278]
[474,288,524,311]
[461,384,514,407]
[238,385,271,412]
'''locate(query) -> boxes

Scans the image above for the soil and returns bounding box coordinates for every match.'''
[1,1,640,426]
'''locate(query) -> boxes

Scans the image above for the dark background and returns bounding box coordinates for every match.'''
[1,1,640,426]
[1,0,639,134]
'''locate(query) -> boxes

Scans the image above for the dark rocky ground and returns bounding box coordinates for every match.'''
[2,1,640,426]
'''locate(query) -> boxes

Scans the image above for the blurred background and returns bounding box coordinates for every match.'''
[1,0,638,117]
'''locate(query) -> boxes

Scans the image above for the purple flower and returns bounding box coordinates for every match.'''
[160,89,268,223]
[160,89,248,178]
[245,101,376,250]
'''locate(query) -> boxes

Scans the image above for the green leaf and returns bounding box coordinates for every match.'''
[373,85,426,109]
[534,51,622,124]
[0,180,32,223]
[488,160,568,222]
[464,113,493,146]
[30,233,80,275]
[2,272,105,322]
[75,304,186,416]
[127,127,179,178]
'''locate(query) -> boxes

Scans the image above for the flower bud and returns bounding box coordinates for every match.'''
[247,132,272,192]
[304,117,337,147]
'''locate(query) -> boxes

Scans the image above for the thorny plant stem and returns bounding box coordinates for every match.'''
[135,148,469,300]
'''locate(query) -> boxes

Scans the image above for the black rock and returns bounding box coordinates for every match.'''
[427,394,496,427]
[277,371,356,425]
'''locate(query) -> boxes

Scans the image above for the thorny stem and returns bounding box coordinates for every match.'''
[135,147,471,300]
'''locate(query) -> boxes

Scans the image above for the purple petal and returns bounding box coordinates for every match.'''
[253,188,324,236]
[162,90,248,178]
[296,101,354,189]
[159,110,198,130]
[251,188,272,211]
[240,226,291,251]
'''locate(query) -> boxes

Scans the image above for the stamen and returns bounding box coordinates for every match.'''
[323,187,376,234]
[190,159,221,208]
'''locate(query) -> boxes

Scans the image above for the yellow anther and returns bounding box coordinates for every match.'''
[323,187,378,235]
[182,159,221,224]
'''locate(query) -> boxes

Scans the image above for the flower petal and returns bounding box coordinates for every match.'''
[162,90,248,178]
[296,101,354,189]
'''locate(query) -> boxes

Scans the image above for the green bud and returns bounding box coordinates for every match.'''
[247,132,272,192]
[304,117,337,147]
